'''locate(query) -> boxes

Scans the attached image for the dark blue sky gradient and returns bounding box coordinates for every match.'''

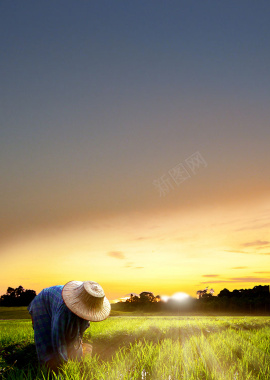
[1,1,270,242]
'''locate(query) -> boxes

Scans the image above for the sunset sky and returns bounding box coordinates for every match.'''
[1,1,270,300]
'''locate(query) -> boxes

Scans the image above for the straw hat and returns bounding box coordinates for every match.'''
[62,281,111,321]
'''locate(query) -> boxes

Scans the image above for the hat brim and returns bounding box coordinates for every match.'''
[62,281,111,322]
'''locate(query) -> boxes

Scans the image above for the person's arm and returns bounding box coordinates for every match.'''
[51,309,70,366]
[82,342,92,356]
[80,320,91,357]
[51,307,87,364]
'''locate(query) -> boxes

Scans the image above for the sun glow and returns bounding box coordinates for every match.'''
[160,293,190,302]
[160,295,170,302]
[171,292,190,301]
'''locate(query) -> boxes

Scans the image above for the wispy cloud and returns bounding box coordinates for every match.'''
[202,274,219,277]
[242,240,270,248]
[224,249,270,256]
[254,271,270,274]
[247,252,270,255]
[224,249,247,254]
[124,262,144,270]
[201,277,270,284]
[231,277,270,282]
[124,262,133,268]
[232,267,248,269]
[233,213,270,232]
[107,251,125,259]
[235,223,270,232]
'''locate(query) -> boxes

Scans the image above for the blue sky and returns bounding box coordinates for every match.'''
[1,1,270,297]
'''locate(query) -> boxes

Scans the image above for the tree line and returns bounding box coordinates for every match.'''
[1,284,269,313]
[195,285,270,313]
[0,286,36,306]
[112,285,270,314]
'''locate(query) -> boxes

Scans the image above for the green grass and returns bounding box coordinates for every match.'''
[1,317,270,379]
[0,307,31,320]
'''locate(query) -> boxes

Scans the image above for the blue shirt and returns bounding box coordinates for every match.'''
[28,285,90,365]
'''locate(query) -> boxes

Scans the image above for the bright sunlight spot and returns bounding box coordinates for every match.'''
[171,292,190,301]
[160,295,170,302]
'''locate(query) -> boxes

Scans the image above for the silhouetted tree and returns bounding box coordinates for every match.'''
[114,285,270,314]
[7,287,15,295]
[197,287,214,299]
[139,292,155,303]
[218,288,231,298]
[0,286,36,306]
[196,289,206,299]
[126,293,140,303]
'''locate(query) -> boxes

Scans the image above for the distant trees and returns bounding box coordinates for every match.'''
[0,286,36,306]
[139,292,156,303]
[125,292,160,304]
[112,291,165,312]
[217,285,269,299]
[218,288,231,298]
[217,285,270,313]
[196,287,214,299]
[197,285,270,314]
[125,293,140,303]
[112,285,270,315]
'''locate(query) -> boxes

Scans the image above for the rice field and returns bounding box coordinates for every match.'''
[1,316,270,379]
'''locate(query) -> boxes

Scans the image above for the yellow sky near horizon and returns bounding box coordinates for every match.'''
[1,196,269,300]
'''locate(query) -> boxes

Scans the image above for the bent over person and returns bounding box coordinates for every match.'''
[28,280,111,372]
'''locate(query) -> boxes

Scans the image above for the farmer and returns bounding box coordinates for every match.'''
[28,280,111,372]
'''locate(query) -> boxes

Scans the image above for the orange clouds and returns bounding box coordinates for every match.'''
[107,251,125,259]
[201,277,270,284]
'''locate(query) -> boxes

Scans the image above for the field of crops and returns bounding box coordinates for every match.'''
[1,316,270,379]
